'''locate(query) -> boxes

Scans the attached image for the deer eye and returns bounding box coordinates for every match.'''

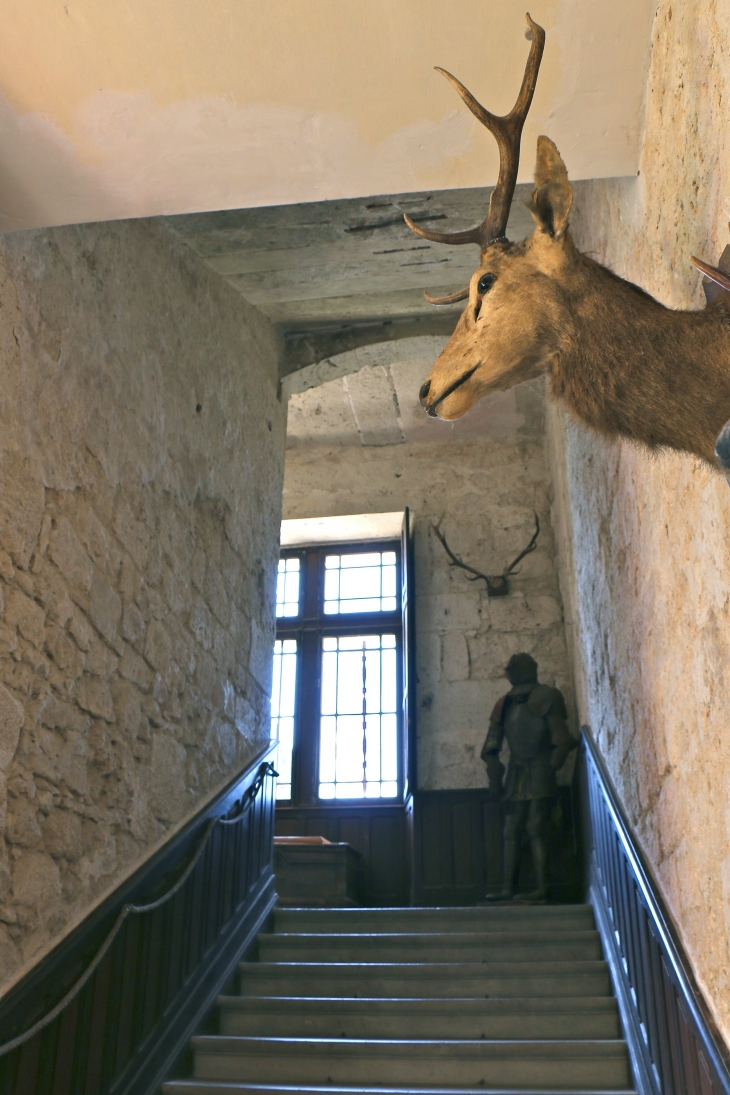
[477,273,496,295]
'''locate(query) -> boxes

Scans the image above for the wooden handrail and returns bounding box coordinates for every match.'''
[0,742,279,1095]
[582,727,730,1095]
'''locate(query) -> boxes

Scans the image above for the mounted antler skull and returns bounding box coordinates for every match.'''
[431,513,540,598]
[406,14,730,478]
[406,13,545,302]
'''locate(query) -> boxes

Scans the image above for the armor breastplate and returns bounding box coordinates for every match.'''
[503,699,550,760]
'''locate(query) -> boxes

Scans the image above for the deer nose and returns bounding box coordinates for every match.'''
[419,380,431,406]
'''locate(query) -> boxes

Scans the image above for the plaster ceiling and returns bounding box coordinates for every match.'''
[1,0,654,232]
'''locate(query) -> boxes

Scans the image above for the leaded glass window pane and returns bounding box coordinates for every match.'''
[276,557,300,618]
[271,638,297,799]
[318,634,398,799]
[323,551,397,614]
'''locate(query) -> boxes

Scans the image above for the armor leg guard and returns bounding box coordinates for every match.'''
[523,799,550,900]
[524,836,549,901]
[487,802,528,900]
[486,837,519,900]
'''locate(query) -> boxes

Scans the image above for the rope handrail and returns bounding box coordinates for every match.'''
[0,761,277,1059]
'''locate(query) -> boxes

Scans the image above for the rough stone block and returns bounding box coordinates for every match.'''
[119,644,153,691]
[442,632,470,682]
[49,518,93,596]
[0,624,17,657]
[162,564,189,616]
[44,626,78,671]
[5,588,45,649]
[0,923,21,981]
[149,734,187,824]
[121,604,144,643]
[189,599,213,652]
[76,675,114,722]
[5,801,41,848]
[0,452,44,570]
[249,617,273,693]
[416,593,481,633]
[89,570,121,645]
[68,609,93,653]
[0,552,14,581]
[0,683,24,770]
[43,810,82,861]
[144,618,172,675]
[11,850,61,909]
[486,592,563,632]
[114,499,150,570]
[205,565,230,627]
[85,637,119,679]
[111,680,144,736]
[0,216,283,997]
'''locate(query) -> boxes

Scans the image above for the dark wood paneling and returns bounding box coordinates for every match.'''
[274,843,360,906]
[0,749,277,1095]
[582,729,730,1095]
[275,804,407,906]
[412,787,581,906]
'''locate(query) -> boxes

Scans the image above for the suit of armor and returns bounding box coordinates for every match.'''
[481,657,575,900]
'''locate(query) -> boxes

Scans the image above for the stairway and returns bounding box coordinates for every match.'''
[162,904,636,1095]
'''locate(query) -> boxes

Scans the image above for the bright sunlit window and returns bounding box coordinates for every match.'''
[271,639,297,800]
[276,557,300,618]
[271,540,402,805]
[323,551,397,615]
[319,634,398,799]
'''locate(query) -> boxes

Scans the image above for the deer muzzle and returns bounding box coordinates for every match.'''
[420,367,478,418]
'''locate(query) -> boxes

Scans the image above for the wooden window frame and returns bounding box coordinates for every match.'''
[275,539,404,808]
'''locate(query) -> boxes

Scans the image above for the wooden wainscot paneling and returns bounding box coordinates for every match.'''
[275,805,408,906]
[412,787,581,906]
[582,730,730,1095]
[0,748,277,1095]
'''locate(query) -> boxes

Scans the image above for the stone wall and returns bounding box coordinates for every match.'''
[0,219,285,992]
[283,365,572,791]
[546,2,730,1044]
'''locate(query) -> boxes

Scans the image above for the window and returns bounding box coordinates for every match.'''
[270,638,297,800]
[271,542,404,805]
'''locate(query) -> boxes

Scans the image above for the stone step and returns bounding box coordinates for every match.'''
[258,931,603,963]
[238,961,613,999]
[164,1084,637,1095]
[188,1036,632,1090]
[273,906,596,936]
[218,995,622,1040]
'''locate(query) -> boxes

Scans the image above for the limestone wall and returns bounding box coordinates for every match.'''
[547,2,730,1044]
[283,371,572,791]
[0,219,285,992]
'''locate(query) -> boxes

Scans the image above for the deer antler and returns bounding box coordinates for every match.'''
[406,13,545,306]
[431,512,540,598]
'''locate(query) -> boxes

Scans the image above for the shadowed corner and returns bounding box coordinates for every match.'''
[715,418,730,486]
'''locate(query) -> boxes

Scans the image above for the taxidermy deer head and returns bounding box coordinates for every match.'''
[408,14,730,477]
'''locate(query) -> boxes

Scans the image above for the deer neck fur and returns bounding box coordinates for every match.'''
[549,237,730,466]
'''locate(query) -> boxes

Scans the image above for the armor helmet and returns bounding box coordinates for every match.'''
[505,652,538,685]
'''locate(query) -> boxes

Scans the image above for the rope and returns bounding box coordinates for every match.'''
[0,761,277,1058]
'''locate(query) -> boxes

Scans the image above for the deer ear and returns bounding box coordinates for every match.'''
[530,136,573,238]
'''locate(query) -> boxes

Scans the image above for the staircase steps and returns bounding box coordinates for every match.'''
[218,996,622,1040]
[163,904,636,1095]
[258,931,603,962]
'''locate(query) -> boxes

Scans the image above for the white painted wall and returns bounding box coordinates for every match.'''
[0,0,654,230]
